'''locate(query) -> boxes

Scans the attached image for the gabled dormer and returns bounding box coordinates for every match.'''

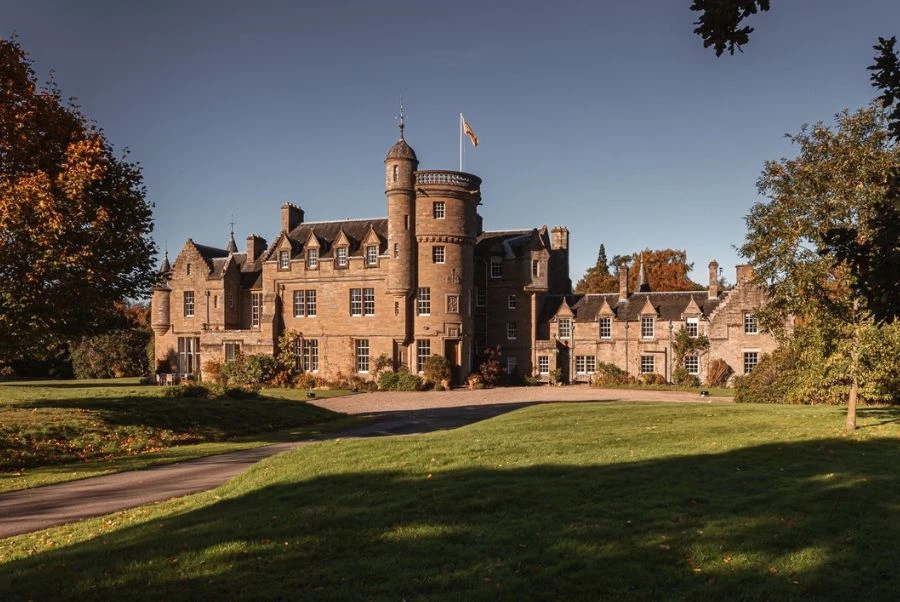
[638,296,658,340]
[552,299,575,341]
[333,228,351,269]
[266,231,294,271]
[598,297,617,318]
[362,225,381,268]
[682,296,702,319]
[303,231,321,270]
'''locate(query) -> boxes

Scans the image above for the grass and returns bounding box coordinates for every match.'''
[0,378,357,492]
[2,402,899,600]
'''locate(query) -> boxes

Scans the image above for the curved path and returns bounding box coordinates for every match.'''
[0,386,728,539]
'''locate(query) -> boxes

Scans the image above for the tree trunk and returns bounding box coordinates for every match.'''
[846,299,861,431]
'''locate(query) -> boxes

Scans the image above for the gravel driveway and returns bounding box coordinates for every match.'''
[310,384,731,414]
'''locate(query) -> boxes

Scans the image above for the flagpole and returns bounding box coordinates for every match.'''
[459,113,463,172]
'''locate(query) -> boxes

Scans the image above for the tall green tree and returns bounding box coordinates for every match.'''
[741,106,900,428]
[0,38,156,360]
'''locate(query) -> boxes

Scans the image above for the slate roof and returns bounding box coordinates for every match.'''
[539,291,724,323]
[282,218,389,258]
[475,229,547,259]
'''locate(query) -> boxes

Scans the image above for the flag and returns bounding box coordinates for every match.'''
[462,115,479,147]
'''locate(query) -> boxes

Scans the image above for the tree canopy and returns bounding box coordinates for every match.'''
[690,0,770,56]
[0,38,156,360]
[575,247,701,293]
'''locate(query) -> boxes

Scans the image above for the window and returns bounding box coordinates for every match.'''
[366,245,378,267]
[576,356,597,374]
[744,351,759,374]
[538,356,550,375]
[355,339,369,372]
[306,248,318,269]
[416,339,430,373]
[744,313,759,335]
[404,214,410,230]
[417,287,431,315]
[507,321,517,340]
[641,316,655,339]
[336,246,348,268]
[392,164,398,181]
[447,294,459,313]
[684,355,699,375]
[433,201,445,219]
[186,263,191,276]
[433,246,445,264]
[294,290,317,317]
[183,291,195,317]
[293,290,305,317]
[640,355,655,374]
[350,288,362,316]
[599,317,612,339]
[490,257,502,279]
[177,337,200,374]
[224,342,241,363]
[351,288,375,316]
[213,295,218,309]
[507,356,517,374]
[363,288,375,316]
[251,293,262,327]
[558,317,572,339]
[475,286,486,307]
[508,294,516,310]
[279,250,290,270]
[686,316,699,337]
[295,338,319,372]
[393,243,399,258]
[532,260,540,277]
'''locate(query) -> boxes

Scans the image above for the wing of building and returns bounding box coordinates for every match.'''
[151,128,779,385]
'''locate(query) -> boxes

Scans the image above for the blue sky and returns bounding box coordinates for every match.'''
[3,0,899,285]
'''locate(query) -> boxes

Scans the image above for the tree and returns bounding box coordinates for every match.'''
[822,37,900,325]
[740,106,900,428]
[0,38,156,361]
[690,0,770,56]
[576,247,701,293]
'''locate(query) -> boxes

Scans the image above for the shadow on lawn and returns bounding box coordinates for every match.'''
[2,438,898,601]
[856,406,900,427]
[0,381,146,389]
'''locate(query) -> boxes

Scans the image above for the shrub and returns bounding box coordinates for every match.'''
[591,362,633,387]
[524,374,541,386]
[203,359,224,385]
[378,369,422,391]
[672,366,700,387]
[423,354,451,385]
[70,329,151,379]
[220,353,280,387]
[0,365,15,380]
[640,373,667,386]
[478,345,505,387]
[706,359,733,387]
[293,371,319,390]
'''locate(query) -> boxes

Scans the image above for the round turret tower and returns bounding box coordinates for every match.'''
[151,251,172,337]
[385,110,418,296]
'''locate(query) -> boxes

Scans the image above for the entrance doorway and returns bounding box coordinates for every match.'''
[444,339,460,386]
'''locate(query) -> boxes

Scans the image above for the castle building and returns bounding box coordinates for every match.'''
[152,125,779,385]
[151,125,571,383]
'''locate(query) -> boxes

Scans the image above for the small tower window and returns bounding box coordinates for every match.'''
[392,165,398,182]
[393,243,399,258]
[404,215,410,230]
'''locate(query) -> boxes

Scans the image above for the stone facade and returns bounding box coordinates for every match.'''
[151,130,571,382]
[534,262,782,384]
[152,129,779,385]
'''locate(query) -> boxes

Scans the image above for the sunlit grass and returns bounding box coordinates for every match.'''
[2,402,898,600]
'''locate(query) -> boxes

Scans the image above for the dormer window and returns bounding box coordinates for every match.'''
[336,246,348,268]
[558,317,572,339]
[490,257,503,279]
[307,248,318,269]
[366,245,378,267]
[686,316,699,337]
[279,250,290,270]
[433,201,445,219]
[532,260,540,277]
[600,316,612,339]
[641,316,655,339]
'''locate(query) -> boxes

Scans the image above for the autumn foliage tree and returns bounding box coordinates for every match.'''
[0,38,156,360]
[576,247,701,293]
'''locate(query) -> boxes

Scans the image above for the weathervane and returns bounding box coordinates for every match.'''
[396,96,405,140]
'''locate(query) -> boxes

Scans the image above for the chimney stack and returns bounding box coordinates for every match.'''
[708,260,719,299]
[618,265,630,302]
[736,264,754,285]
[246,234,267,262]
[281,203,304,233]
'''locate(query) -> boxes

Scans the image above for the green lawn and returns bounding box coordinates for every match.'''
[2,402,899,600]
[0,379,356,492]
